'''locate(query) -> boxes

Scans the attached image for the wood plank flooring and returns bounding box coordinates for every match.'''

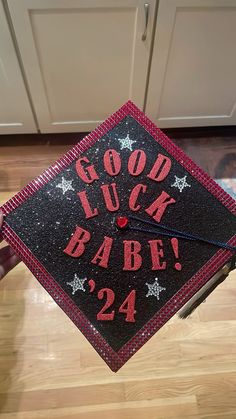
[0,139,236,418]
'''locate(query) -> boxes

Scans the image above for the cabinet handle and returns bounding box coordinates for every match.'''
[142,3,149,41]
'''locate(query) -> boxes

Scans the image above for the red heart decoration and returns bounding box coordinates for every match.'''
[116,216,129,229]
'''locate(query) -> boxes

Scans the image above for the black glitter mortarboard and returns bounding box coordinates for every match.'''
[1,101,235,371]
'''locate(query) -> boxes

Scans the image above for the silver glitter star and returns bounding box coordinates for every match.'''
[146,278,166,300]
[117,134,136,151]
[67,274,87,295]
[171,175,191,193]
[56,177,74,194]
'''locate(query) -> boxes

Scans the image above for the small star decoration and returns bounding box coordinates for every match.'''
[67,274,87,295]
[56,177,74,194]
[171,175,191,193]
[117,134,136,151]
[146,278,166,300]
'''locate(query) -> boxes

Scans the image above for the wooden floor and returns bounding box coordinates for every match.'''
[0,140,236,419]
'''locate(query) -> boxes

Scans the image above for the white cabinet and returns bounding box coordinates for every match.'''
[146,0,236,128]
[7,0,156,133]
[0,1,36,134]
[4,0,235,133]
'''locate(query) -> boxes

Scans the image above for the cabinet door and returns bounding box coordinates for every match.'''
[7,0,156,133]
[0,1,36,134]
[146,0,236,128]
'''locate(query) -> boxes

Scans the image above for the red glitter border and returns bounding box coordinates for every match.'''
[1,101,235,372]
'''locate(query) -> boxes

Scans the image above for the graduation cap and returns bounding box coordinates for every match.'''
[1,101,235,372]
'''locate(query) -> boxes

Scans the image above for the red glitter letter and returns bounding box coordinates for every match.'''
[91,236,113,268]
[77,190,98,219]
[64,226,91,257]
[123,240,142,271]
[148,240,166,270]
[128,150,147,176]
[145,191,176,222]
[129,184,147,211]
[76,156,99,184]
[103,149,121,176]
[101,183,120,212]
[147,153,171,182]
[119,290,136,322]
[97,288,115,321]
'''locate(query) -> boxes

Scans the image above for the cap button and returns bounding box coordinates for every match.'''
[116,216,129,229]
